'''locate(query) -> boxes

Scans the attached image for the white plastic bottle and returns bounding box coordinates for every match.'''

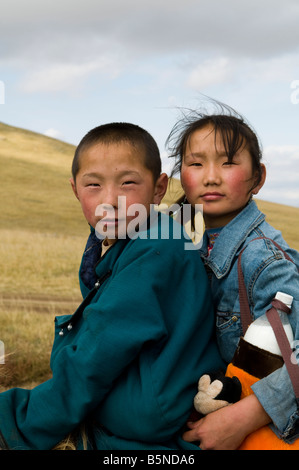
[244,292,294,356]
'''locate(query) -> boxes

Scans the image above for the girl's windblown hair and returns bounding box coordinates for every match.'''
[166,98,263,191]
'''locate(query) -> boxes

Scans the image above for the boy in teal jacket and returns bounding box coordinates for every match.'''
[0,123,223,450]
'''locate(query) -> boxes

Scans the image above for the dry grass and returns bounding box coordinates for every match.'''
[0,307,54,390]
[0,228,84,298]
[255,199,299,251]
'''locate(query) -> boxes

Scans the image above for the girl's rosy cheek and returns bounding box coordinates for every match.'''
[226,170,252,196]
[181,169,200,190]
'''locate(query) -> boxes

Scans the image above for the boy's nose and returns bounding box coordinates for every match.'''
[101,186,119,208]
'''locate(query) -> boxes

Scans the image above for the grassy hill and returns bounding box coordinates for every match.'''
[0,122,85,235]
[0,120,298,388]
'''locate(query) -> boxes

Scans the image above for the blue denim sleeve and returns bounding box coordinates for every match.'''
[245,249,299,441]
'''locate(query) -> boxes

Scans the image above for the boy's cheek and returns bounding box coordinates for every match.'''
[80,203,98,228]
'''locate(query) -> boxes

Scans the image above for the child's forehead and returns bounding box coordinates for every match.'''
[187,124,247,153]
[86,139,137,153]
[187,125,223,149]
[79,140,150,173]
[81,140,143,161]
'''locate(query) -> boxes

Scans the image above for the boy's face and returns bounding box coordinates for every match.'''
[181,124,265,228]
[71,141,167,243]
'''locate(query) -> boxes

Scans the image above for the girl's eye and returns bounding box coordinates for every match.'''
[223,160,236,166]
[190,162,202,167]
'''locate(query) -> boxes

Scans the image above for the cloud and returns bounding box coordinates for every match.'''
[161,151,175,176]
[186,54,299,94]
[1,0,299,98]
[259,146,299,206]
[19,58,121,93]
[2,0,299,63]
[186,58,232,90]
[43,128,64,140]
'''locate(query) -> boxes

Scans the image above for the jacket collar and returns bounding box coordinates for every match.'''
[200,200,265,278]
[79,225,130,295]
[58,235,131,333]
[79,209,162,294]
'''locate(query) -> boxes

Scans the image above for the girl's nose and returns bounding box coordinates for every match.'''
[203,164,221,186]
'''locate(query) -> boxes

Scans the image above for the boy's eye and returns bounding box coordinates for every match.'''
[87,183,100,187]
[122,180,136,185]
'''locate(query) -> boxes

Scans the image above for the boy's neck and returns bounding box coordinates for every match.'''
[101,238,117,256]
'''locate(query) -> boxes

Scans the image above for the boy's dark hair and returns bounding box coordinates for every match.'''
[72,122,161,182]
[166,101,263,189]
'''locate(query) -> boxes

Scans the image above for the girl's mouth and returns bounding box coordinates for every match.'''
[201,192,224,201]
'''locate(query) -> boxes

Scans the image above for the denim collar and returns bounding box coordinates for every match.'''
[200,200,265,278]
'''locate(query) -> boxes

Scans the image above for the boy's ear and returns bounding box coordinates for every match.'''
[153,173,168,205]
[70,178,79,200]
[252,164,266,195]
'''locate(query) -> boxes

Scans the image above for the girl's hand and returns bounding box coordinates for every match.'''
[182,394,271,450]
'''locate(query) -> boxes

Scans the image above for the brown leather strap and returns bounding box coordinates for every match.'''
[237,237,299,402]
[238,236,294,335]
[266,299,299,401]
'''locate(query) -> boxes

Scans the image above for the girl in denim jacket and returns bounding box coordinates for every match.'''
[167,104,299,449]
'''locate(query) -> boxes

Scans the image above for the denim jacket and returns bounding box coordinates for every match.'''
[199,200,299,442]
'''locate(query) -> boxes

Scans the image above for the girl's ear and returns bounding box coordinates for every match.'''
[252,164,266,195]
[153,173,168,205]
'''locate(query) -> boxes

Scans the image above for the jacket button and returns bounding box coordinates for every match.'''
[232,315,238,322]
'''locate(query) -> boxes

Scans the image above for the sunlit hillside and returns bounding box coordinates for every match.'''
[0,121,85,234]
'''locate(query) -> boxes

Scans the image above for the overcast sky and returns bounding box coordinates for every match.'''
[1,0,299,207]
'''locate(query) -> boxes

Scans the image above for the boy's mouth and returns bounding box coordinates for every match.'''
[102,218,119,225]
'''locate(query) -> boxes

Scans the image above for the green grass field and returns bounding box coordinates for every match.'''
[0,121,298,388]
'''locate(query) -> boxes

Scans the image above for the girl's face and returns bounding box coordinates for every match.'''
[181,124,265,228]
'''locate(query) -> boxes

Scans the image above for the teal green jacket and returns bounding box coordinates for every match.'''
[0,213,223,450]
